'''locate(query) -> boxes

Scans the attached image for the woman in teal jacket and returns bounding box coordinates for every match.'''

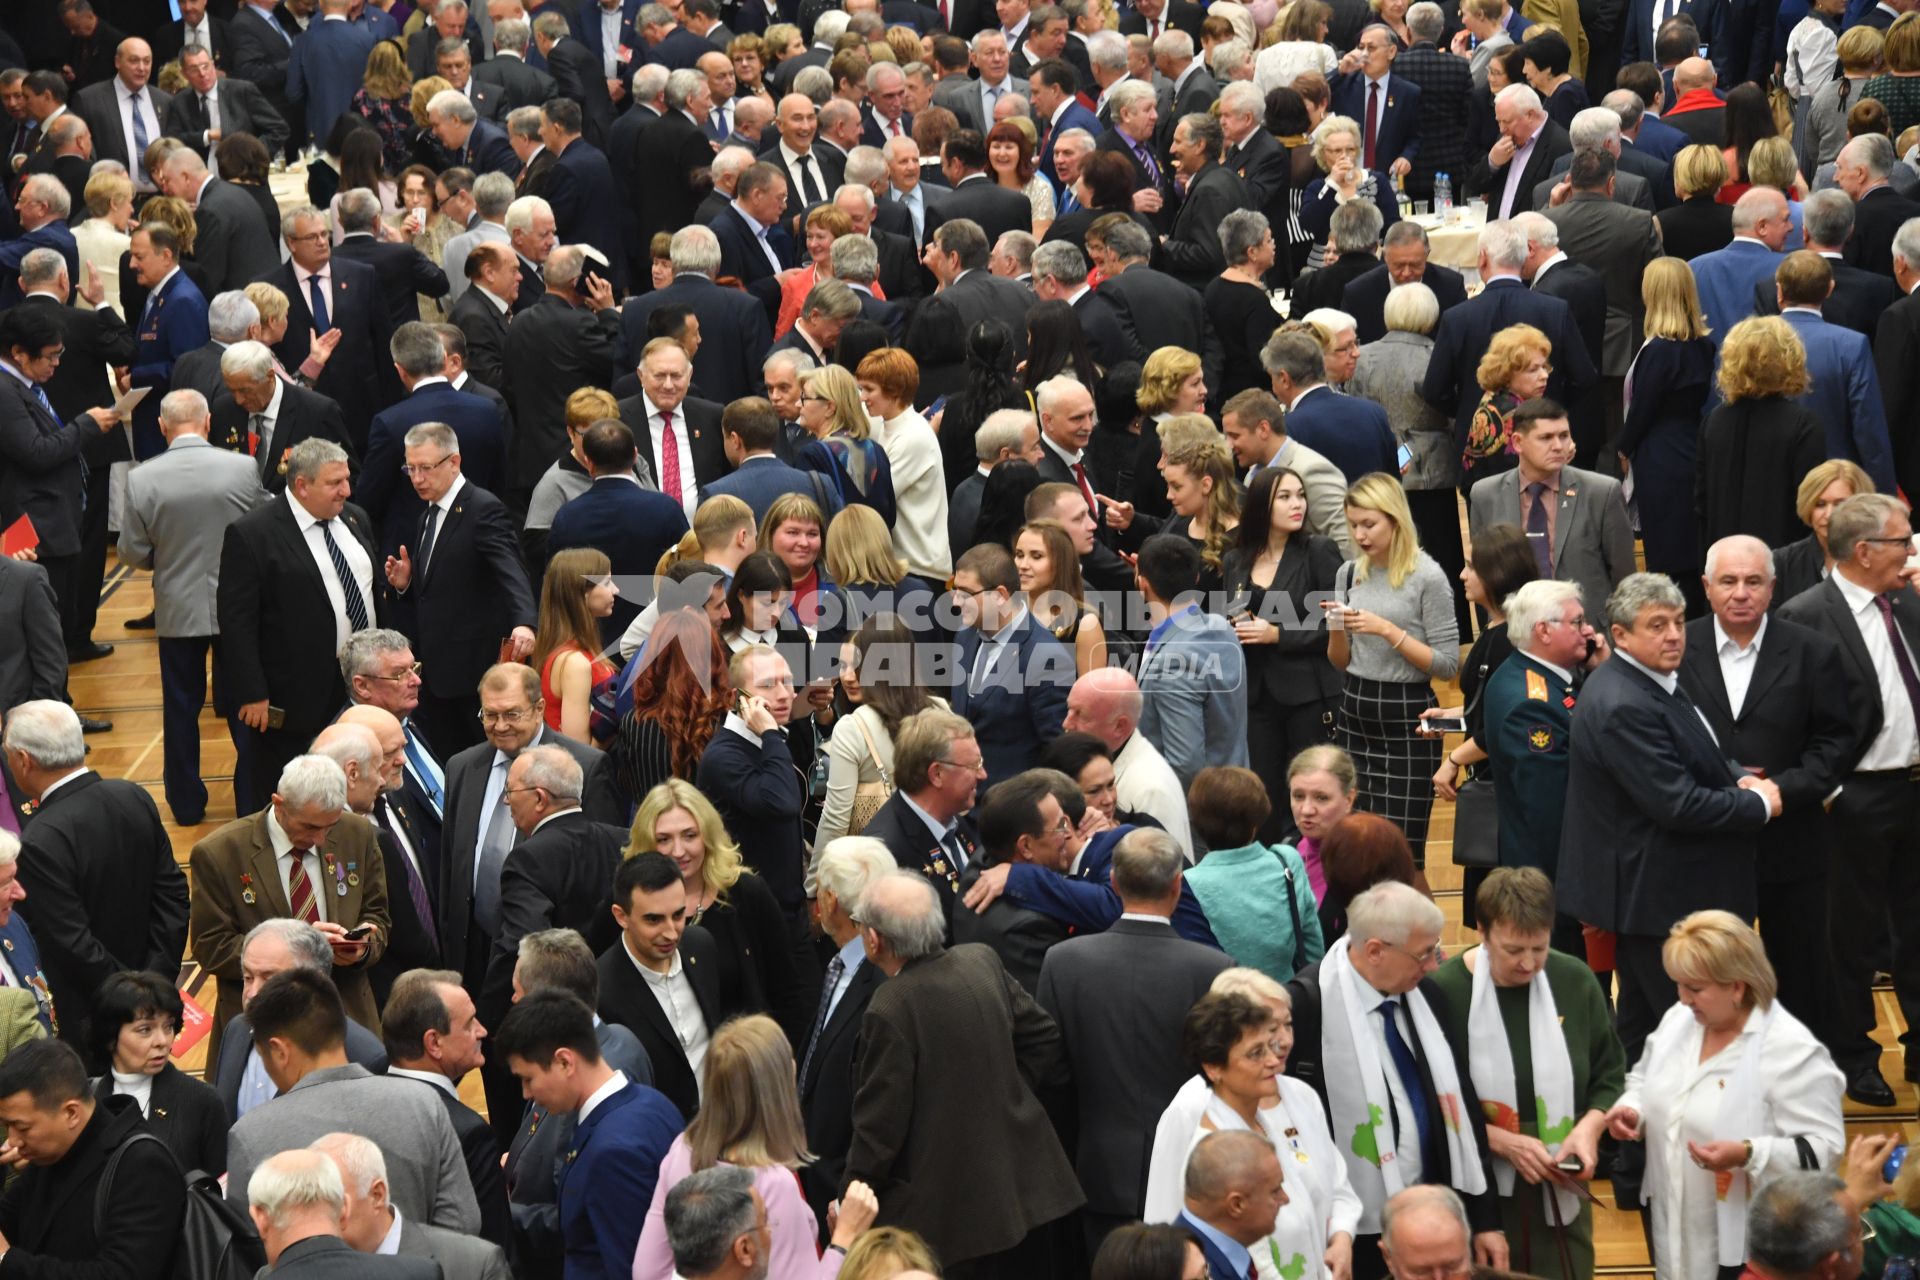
[1182,766,1326,982]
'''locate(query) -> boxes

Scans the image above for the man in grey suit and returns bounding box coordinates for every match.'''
[1541,147,1664,382]
[163,43,290,160]
[117,388,266,826]
[1133,535,1248,789]
[1467,399,1634,623]
[226,968,483,1235]
[925,219,1033,360]
[245,1149,439,1280]
[1037,827,1233,1254]
[316,1132,512,1280]
[932,32,1029,134]
[0,557,66,715]
[1530,105,1664,212]
[156,147,280,296]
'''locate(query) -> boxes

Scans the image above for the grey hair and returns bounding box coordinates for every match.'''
[435,34,470,60]
[1329,199,1383,253]
[794,65,832,103]
[2,701,84,770]
[970,26,1009,49]
[1177,111,1223,159]
[711,146,756,187]
[532,9,570,38]
[248,1150,347,1230]
[308,724,382,784]
[1346,879,1444,947]
[20,174,69,219]
[390,321,446,378]
[403,422,461,456]
[1407,0,1444,39]
[975,408,1035,461]
[159,388,210,429]
[1088,29,1128,70]
[244,918,335,972]
[1512,209,1558,249]
[1505,579,1583,649]
[545,243,586,289]
[1843,131,1895,179]
[516,744,583,805]
[1102,217,1154,261]
[285,437,350,487]
[857,870,946,960]
[339,627,414,686]
[1381,1185,1471,1254]
[801,277,860,321]
[1209,39,1251,78]
[1055,126,1096,153]
[1218,209,1270,267]
[632,62,671,102]
[207,290,261,342]
[1600,88,1645,130]
[1494,82,1544,115]
[1107,79,1156,120]
[0,831,18,870]
[670,225,723,276]
[843,144,887,188]
[1383,281,1440,335]
[867,61,904,91]
[1383,221,1429,251]
[1828,493,1911,561]
[763,348,817,380]
[1703,533,1776,581]
[308,1132,387,1199]
[1730,185,1786,233]
[1261,329,1326,385]
[664,1165,759,1276]
[813,836,897,908]
[220,338,277,382]
[1112,827,1184,900]
[281,205,326,240]
[515,928,599,1003]
[814,8,850,39]
[1030,239,1089,285]
[505,105,544,141]
[494,17,530,51]
[1891,215,1920,274]
[427,88,478,125]
[638,1,673,23]
[1603,572,1686,629]
[1745,1172,1851,1274]
[473,171,516,218]
[504,194,551,236]
[994,230,1036,271]
[1802,189,1855,247]
[831,233,879,284]
[1478,219,1529,269]
[1151,29,1194,60]
[1568,106,1623,150]
[276,754,349,811]
[18,247,65,289]
[833,182,878,214]
[665,66,706,110]
[1035,374,1087,416]
[1219,80,1264,119]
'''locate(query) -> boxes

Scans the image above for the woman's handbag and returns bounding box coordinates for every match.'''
[1449,648,1501,868]
[847,714,894,834]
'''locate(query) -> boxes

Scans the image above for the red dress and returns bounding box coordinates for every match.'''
[540,642,615,732]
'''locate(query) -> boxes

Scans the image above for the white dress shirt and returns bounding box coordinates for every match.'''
[196,83,221,143]
[266,804,331,922]
[821,933,866,1026]
[417,472,467,580]
[287,489,375,652]
[732,200,786,276]
[577,1068,631,1123]
[1834,571,1920,770]
[780,140,826,202]
[624,937,710,1087]
[1714,615,1766,719]
[376,1208,405,1255]
[600,5,624,75]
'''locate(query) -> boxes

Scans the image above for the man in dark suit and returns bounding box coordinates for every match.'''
[547,419,689,636]
[616,338,731,522]
[155,152,277,299]
[1877,224,1920,497]
[1119,0,1203,39]
[1027,241,1138,368]
[405,1,486,78]
[162,43,288,160]
[1343,224,1468,344]
[380,968,511,1248]
[620,227,772,404]
[1661,57,1728,146]
[1754,189,1898,342]
[1260,329,1397,483]
[448,243,518,399]
[710,162,796,291]
[1540,151,1666,409]
[632,70,721,257]
[125,222,210,463]
[0,1042,188,1277]
[861,710,985,924]
[331,191,452,335]
[1467,87,1570,219]
[229,0,304,154]
[210,340,359,496]
[937,129,1034,245]
[766,92,846,221]
[846,870,1081,1274]
[247,1149,439,1280]
[256,207,399,456]
[1678,535,1857,1090]
[358,324,508,548]
[475,18,560,114]
[534,13,617,150]
[1779,495,1920,1103]
[699,396,840,523]
[1151,114,1248,291]
[1419,219,1596,446]
[4,700,189,1062]
[1776,256,1899,493]
[1517,213,1609,461]
[637,4,718,69]
[1096,217,1222,389]
[1559,572,1778,1059]
[925,218,1035,361]
[503,245,621,495]
[284,0,375,145]
[538,99,626,291]
[1839,134,1920,279]
[0,304,122,668]
[1329,26,1423,176]
[951,772,1073,993]
[595,855,726,1120]
[0,558,66,718]
[1173,1133,1288,1280]
[0,176,78,310]
[1031,60,1101,185]
[1288,206,1381,320]
[1033,826,1232,1251]
[951,544,1073,793]
[427,91,522,178]
[217,440,383,811]
[153,0,233,70]
[70,39,171,190]
[576,0,643,89]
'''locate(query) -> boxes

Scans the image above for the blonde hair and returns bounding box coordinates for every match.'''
[626,779,746,904]
[1641,258,1710,341]
[1310,114,1361,169]
[565,387,619,432]
[1475,323,1551,393]
[1716,315,1810,402]
[685,1015,814,1170]
[1663,909,1778,1010]
[1344,472,1420,587]
[1210,965,1290,1005]
[84,169,133,219]
[1746,135,1797,191]
[245,281,289,326]
[138,194,197,255]
[1838,23,1885,72]
[1886,9,1920,71]
[824,503,908,586]
[1288,743,1357,792]
[837,1229,941,1280]
[363,39,414,100]
[803,364,872,440]
[759,493,826,568]
[1795,459,1875,525]
[411,76,452,127]
[1672,143,1730,199]
[694,494,756,552]
[1137,346,1204,414]
[1162,426,1240,573]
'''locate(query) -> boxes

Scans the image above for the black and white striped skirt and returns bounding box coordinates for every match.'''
[1335,674,1443,867]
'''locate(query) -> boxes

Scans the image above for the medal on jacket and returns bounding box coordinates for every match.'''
[327,854,347,897]
[240,872,256,905]
[347,861,360,887]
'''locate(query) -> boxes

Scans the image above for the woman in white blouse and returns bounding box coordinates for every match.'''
[1254,0,1338,95]
[72,170,136,318]
[1605,911,1845,1280]
[1146,971,1361,1280]
[813,615,947,854]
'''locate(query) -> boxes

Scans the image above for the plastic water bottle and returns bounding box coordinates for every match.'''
[1435,173,1453,218]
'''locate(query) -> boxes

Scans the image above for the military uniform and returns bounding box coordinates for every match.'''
[1482,649,1578,874]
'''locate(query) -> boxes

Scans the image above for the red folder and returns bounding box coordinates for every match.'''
[1,515,37,558]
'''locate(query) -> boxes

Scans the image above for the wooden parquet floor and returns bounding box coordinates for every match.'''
[81,563,1914,1278]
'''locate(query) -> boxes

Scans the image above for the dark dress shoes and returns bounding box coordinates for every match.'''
[1848,1066,1897,1108]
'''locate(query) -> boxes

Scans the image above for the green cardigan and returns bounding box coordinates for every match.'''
[1182,842,1325,983]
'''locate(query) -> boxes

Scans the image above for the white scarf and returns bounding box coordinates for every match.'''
[1318,937,1488,1233]
[1465,948,1580,1225]
[1646,1001,1774,1266]
[1198,1094,1326,1280]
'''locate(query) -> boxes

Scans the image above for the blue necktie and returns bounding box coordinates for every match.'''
[307,272,330,332]
[130,88,150,187]
[29,382,87,508]
[404,726,445,818]
[1378,999,1433,1157]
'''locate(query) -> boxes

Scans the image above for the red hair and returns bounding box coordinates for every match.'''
[987,120,1037,185]
[629,608,733,778]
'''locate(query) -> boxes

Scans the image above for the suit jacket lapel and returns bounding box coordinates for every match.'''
[248,814,294,919]
[273,499,331,602]
[421,498,465,593]
[1737,626,1790,718]
[1689,630,1735,724]
[1552,478,1579,561]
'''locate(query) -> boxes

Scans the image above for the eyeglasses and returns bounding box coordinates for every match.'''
[366,662,424,681]
[933,756,988,776]
[287,230,330,244]
[801,394,830,404]
[1389,940,1447,966]
[477,707,535,725]
[402,455,456,478]
[1861,536,1912,548]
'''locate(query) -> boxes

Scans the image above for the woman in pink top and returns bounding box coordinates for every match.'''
[632,1015,878,1279]
[1284,745,1357,904]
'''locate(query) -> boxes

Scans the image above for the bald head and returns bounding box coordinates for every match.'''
[335,705,407,792]
[1732,185,1791,249]
[1183,1130,1285,1247]
[1064,667,1144,750]
[1672,56,1715,92]
[1380,1186,1472,1280]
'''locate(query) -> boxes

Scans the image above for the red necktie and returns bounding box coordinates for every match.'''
[890,117,902,137]
[287,849,320,926]
[660,409,683,506]
[1365,80,1380,170]
[1071,461,1097,519]
[1150,18,1160,40]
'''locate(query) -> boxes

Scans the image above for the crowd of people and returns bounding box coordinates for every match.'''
[5,0,1920,1277]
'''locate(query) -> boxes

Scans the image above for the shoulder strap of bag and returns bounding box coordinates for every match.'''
[1795,1136,1818,1170]
[1272,849,1310,976]
[850,711,893,790]
[94,1128,176,1241]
